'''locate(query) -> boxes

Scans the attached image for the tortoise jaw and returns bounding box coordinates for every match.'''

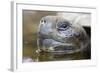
[43,44,81,54]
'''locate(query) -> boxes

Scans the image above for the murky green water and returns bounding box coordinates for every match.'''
[23,43,90,62]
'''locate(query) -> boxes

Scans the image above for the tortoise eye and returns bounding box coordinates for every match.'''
[60,23,68,28]
[57,21,70,31]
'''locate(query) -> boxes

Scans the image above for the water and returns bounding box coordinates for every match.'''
[23,43,90,62]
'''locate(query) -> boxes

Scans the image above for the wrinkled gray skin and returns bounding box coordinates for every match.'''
[37,16,90,54]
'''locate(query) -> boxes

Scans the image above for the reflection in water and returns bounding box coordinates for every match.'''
[23,44,90,62]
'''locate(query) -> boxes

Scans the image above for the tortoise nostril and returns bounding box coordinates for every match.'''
[41,20,46,24]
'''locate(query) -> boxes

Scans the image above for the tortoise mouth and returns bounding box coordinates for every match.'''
[39,39,81,54]
[54,46,74,51]
[44,44,81,54]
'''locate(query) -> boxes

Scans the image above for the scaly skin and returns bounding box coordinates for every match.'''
[37,16,90,54]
